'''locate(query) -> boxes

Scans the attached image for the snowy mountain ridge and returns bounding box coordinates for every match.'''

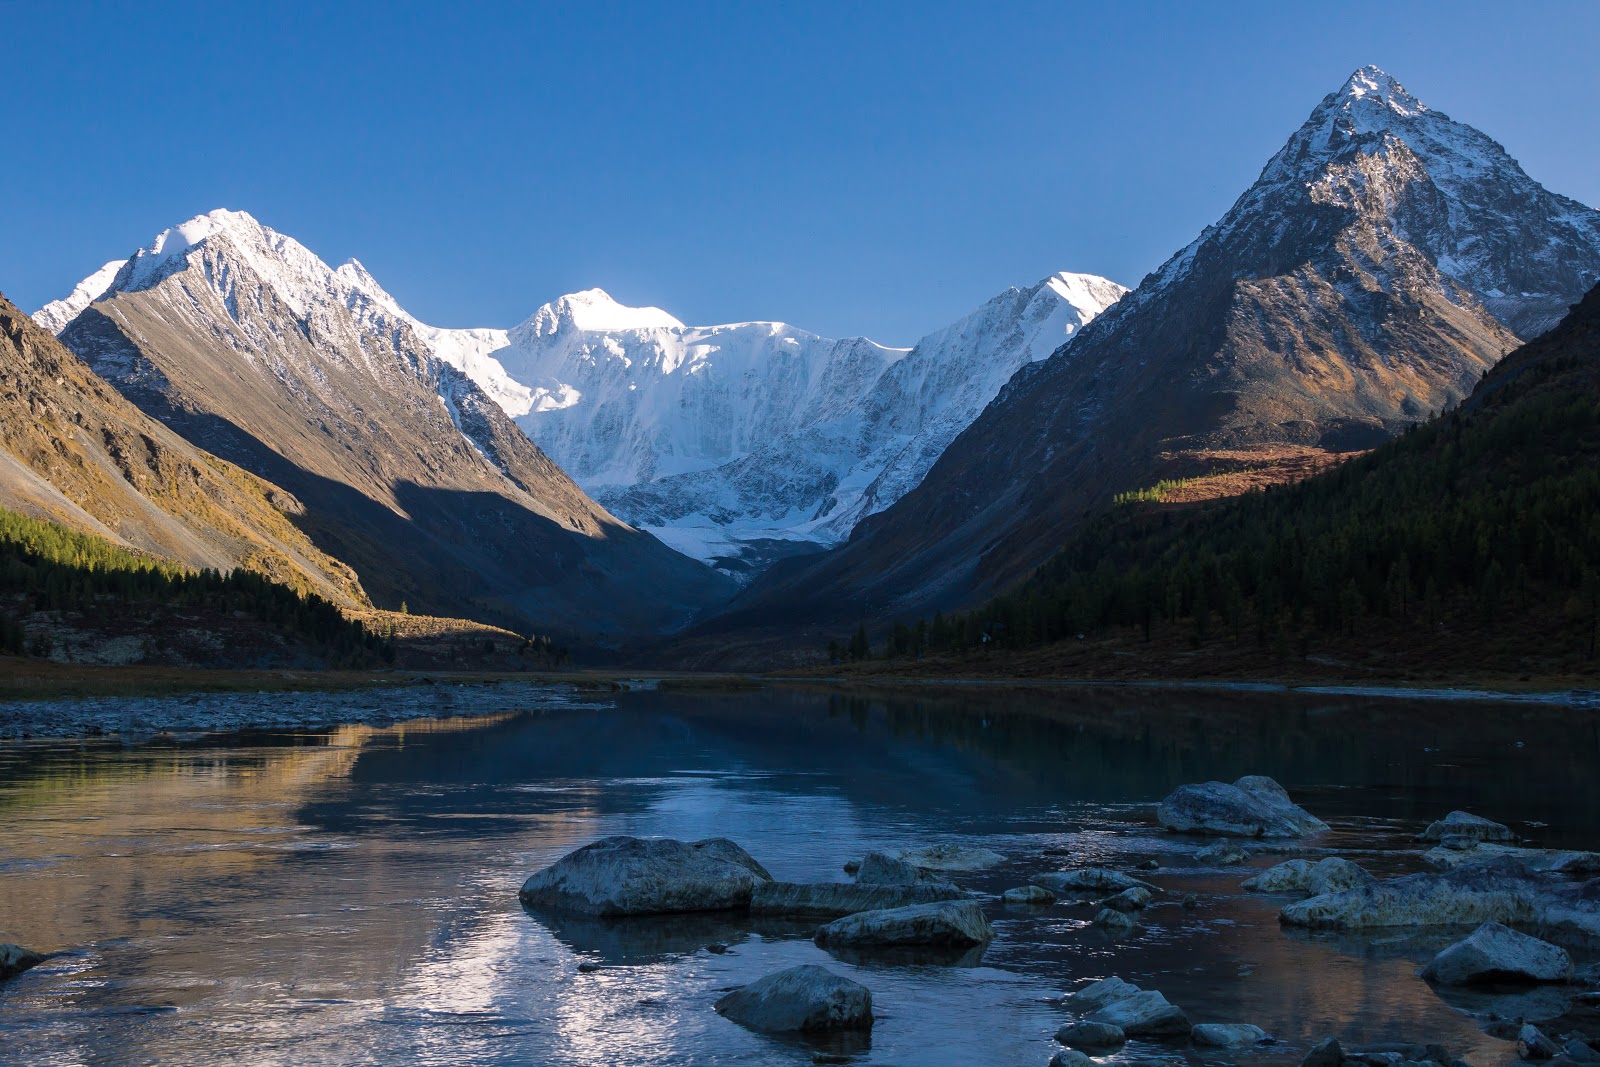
[40,219,1125,579]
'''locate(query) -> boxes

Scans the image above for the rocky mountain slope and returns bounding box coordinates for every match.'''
[44,210,732,639]
[908,280,1600,681]
[351,273,1124,579]
[715,66,1600,636]
[0,291,367,608]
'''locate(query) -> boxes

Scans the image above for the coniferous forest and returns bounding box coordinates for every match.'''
[861,286,1600,677]
[0,505,390,666]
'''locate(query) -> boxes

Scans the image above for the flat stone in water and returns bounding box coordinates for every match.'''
[1192,1022,1269,1046]
[813,900,994,948]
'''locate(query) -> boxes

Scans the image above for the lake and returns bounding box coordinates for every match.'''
[1,682,1597,1066]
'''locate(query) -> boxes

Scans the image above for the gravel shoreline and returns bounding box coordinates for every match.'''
[0,680,590,740]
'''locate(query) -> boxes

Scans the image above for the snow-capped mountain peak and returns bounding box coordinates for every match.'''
[522,288,685,337]
[1336,64,1425,115]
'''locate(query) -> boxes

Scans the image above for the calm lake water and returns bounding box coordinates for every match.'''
[1,683,1598,1066]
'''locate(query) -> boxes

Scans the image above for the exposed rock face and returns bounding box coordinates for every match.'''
[719,66,1600,631]
[1035,869,1156,894]
[518,836,772,916]
[0,943,44,980]
[1420,922,1572,985]
[0,294,366,609]
[1158,776,1328,838]
[748,881,963,917]
[1416,811,1519,845]
[48,210,732,638]
[812,900,994,948]
[1192,1023,1270,1047]
[713,965,873,1032]
[855,851,945,885]
[1001,885,1057,906]
[1243,858,1374,896]
[1056,1021,1127,1050]
[1069,977,1191,1037]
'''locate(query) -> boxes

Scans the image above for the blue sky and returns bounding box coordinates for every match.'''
[4,1,1597,345]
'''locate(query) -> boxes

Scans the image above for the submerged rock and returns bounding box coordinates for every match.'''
[750,881,964,917]
[519,836,771,916]
[1069,976,1191,1036]
[1421,922,1571,985]
[1036,868,1156,895]
[855,850,945,885]
[882,844,1005,871]
[1196,842,1250,866]
[1243,857,1374,896]
[1094,907,1138,932]
[1101,887,1154,912]
[1157,775,1328,838]
[1056,1020,1127,1050]
[1280,860,1545,931]
[1301,1036,1345,1067]
[0,944,43,980]
[1422,843,1600,876]
[1416,811,1519,845]
[1001,885,1057,906]
[714,965,873,1032]
[1192,1023,1269,1047]
[813,900,994,948]
[1050,1052,1095,1067]
[1519,1024,1561,1060]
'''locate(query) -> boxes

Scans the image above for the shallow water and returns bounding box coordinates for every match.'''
[1,684,1598,1066]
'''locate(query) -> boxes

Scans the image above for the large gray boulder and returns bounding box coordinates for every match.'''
[1280,861,1543,931]
[1069,976,1191,1036]
[1158,775,1328,838]
[1243,857,1374,896]
[1416,811,1518,845]
[750,881,963,917]
[714,965,873,1032]
[813,900,994,948]
[0,944,43,980]
[1036,868,1156,895]
[519,836,772,916]
[855,851,945,885]
[1421,922,1571,985]
[1192,1023,1269,1047]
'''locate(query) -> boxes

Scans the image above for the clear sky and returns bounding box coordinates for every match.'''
[4,0,1597,346]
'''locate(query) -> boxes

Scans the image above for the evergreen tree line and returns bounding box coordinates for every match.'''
[0,506,391,665]
[838,344,1600,665]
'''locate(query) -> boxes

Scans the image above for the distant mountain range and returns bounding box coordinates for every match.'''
[19,65,1600,667]
[702,66,1600,650]
[40,210,730,640]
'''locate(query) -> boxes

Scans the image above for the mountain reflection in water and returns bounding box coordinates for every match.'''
[1,684,1596,1066]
